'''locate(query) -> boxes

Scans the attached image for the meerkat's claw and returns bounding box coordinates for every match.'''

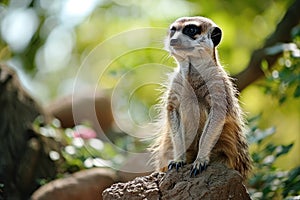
[190,166,198,177]
[190,160,208,177]
[201,162,208,172]
[168,160,186,172]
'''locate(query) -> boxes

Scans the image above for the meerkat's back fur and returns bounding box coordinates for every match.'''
[151,16,251,179]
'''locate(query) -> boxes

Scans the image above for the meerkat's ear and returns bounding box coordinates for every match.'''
[211,27,222,47]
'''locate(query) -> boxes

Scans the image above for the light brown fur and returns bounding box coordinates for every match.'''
[150,16,251,179]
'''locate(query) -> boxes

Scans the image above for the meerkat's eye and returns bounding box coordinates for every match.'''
[170,26,176,36]
[182,25,201,39]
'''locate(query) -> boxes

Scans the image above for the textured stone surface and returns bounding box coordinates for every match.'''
[103,163,251,200]
[103,172,164,200]
[31,168,117,200]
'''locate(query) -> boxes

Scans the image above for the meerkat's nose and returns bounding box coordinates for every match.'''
[170,38,181,46]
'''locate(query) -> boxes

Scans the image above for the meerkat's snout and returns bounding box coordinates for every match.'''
[170,38,181,47]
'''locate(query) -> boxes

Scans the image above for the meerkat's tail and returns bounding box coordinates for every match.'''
[217,110,252,179]
[235,135,252,179]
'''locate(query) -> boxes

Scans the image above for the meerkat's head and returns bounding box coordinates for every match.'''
[165,16,222,61]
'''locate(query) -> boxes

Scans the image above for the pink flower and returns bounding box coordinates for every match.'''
[73,126,97,139]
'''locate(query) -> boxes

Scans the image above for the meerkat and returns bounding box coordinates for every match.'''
[150,16,251,179]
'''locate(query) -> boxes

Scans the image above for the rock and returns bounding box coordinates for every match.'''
[102,163,251,200]
[31,168,117,200]
[103,172,164,200]
[46,92,113,140]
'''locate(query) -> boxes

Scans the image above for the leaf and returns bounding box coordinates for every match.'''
[265,43,300,56]
[279,95,287,104]
[263,155,275,165]
[283,167,300,197]
[294,85,300,98]
[275,143,294,158]
[248,127,276,144]
[247,114,262,124]
[251,152,261,163]
[266,143,277,154]
[288,167,300,182]
[261,59,269,72]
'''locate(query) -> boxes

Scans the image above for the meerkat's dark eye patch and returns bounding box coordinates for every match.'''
[182,24,201,39]
[170,26,176,37]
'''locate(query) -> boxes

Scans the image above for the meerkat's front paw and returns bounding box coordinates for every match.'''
[168,160,186,172]
[190,157,209,177]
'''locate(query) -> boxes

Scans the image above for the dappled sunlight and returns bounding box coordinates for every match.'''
[1,8,39,52]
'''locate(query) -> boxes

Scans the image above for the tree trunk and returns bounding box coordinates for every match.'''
[0,64,61,199]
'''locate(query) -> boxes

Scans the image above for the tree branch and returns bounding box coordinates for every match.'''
[234,0,300,91]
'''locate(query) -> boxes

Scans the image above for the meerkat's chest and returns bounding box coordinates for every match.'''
[188,74,211,105]
[170,69,211,107]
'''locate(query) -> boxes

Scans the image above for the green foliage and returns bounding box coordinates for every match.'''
[247,116,300,200]
[263,28,300,104]
[248,30,300,199]
[33,116,151,177]
[33,117,123,175]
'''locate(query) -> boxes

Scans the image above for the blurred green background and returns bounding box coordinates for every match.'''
[0,0,299,176]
